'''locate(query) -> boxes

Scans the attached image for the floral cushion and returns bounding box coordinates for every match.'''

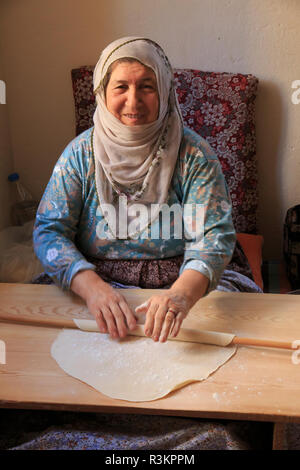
[71,67,259,233]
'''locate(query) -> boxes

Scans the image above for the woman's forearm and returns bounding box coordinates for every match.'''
[70,269,108,301]
[169,269,209,308]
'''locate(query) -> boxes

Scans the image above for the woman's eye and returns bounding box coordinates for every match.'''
[142,85,155,91]
[113,84,156,92]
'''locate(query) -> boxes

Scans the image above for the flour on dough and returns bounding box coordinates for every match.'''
[51,329,236,402]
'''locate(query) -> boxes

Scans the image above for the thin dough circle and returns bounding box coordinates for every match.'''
[51,329,236,402]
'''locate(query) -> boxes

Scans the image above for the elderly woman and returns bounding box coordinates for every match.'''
[32,37,251,343]
[0,37,269,451]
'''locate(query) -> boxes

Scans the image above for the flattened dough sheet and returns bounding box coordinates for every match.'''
[51,329,237,402]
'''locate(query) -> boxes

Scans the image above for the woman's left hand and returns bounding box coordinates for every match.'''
[135,289,192,342]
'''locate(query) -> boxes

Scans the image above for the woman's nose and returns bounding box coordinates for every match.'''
[126,86,140,108]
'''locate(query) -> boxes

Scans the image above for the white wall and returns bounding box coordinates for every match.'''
[0,0,299,258]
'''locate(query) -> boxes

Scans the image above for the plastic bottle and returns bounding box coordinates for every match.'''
[8,172,39,225]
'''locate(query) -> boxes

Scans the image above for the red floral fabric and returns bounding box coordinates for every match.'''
[71,67,259,233]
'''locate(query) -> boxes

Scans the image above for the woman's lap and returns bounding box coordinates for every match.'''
[0,408,273,450]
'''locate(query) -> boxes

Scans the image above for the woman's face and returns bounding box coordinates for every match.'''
[105,61,159,126]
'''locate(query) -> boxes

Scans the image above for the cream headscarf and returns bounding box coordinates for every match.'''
[93,37,183,239]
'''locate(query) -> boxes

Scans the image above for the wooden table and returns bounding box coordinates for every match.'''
[1,283,300,449]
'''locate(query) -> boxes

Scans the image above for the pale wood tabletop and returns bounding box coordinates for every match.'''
[1,282,300,428]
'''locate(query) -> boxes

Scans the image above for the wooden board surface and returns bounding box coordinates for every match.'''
[1,283,300,422]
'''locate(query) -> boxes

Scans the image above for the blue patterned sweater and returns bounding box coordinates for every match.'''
[33,126,236,290]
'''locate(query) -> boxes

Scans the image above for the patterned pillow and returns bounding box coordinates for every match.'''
[71,67,259,233]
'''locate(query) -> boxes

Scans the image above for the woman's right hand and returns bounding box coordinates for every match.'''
[71,270,137,339]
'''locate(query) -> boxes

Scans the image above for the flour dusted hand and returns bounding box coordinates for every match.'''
[71,270,137,339]
[135,269,210,342]
[135,289,191,343]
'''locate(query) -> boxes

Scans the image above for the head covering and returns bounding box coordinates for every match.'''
[93,36,183,239]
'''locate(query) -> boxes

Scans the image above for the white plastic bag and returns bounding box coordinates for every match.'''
[0,220,43,283]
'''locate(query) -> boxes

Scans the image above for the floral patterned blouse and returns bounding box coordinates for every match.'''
[33,126,236,291]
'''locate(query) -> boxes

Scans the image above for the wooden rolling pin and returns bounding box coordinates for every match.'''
[0,311,298,350]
